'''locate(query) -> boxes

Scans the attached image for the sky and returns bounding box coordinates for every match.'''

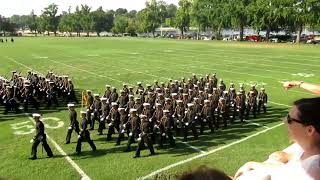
[0,0,179,17]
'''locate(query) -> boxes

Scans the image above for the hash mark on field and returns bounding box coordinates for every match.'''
[25,113,91,180]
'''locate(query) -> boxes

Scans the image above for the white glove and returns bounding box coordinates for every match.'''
[137,137,141,141]
[185,122,189,126]
[162,133,166,137]
[123,124,126,128]
[203,119,207,122]
[121,129,125,133]
[30,139,34,143]
[129,132,133,137]
[68,126,72,130]
[177,120,180,123]
[195,116,198,119]
[78,135,81,139]
[149,118,152,122]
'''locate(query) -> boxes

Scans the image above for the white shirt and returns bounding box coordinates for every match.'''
[238,144,320,180]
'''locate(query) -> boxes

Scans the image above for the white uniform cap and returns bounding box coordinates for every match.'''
[171,93,177,96]
[213,88,217,91]
[250,91,255,94]
[156,103,162,107]
[135,97,141,100]
[176,100,183,103]
[129,95,134,98]
[230,88,235,91]
[158,93,163,96]
[165,98,171,101]
[137,82,142,85]
[163,110,170,113]
[155,88,161,91]
[111,102,118,106]
[140,114,147,118]
[187,103,194,107]
[130,109,137,113]
[261,88,265,91]
[105,84,110,88]
[67,103,75,107]
[94,94,100,97]
[143,103,150,106]
[193,97,199,100]
[32,113,41,118]
[223,91,229,94]
[204,100,210,103]
[80,111,87,114]
[219,97,225,101]
[86,90,92,92]
[146,84,151,87]
[101,97,108,101]
[118,108,125,111]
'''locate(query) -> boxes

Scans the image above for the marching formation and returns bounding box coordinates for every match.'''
[2,71,268,159]
[67,73,268,158]
[0,71,78,114]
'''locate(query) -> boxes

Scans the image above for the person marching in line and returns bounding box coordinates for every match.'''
[76,111,96,155]
[65,103,80,144]
[134,115,155,158]
[257,88,268,114]
[124,109,141,152]
[29,113,53,160]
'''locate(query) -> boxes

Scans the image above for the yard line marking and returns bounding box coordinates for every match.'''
[47,59,134,86]
[6,57,44,76]
[269,101,291,108]
[243,120,270,130]
[139,122,284,180]
[25,113,91,180]
[178,141,206,154]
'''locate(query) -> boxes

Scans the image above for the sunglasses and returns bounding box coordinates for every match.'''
[286,114,305,125]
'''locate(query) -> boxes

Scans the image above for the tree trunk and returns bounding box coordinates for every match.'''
[296,25,303,44]
[47,31,49,36]
[97,32,100,37]
[266,25,271,42]
[54,31,57,36]
[239,24,244,41]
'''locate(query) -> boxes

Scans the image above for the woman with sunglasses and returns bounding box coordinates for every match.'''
[235,97,320,180]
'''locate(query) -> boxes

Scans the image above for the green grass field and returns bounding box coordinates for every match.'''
[0,37,318,180]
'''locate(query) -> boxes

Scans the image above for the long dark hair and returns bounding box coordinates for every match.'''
[294,97,320,133]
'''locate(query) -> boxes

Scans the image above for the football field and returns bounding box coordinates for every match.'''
[0,37,318,180]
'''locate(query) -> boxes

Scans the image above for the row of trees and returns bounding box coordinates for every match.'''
[1,0,320,43]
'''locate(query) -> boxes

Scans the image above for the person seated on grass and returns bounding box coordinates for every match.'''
[177,165,232,180]
[282,81,320,95]
[234,97,320,180]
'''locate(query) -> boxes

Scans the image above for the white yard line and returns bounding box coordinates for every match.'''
[178,141,206,154]
[269,101,292,108]
[47,59,134,86]
[139,122,284,180]
[26,113,91,180]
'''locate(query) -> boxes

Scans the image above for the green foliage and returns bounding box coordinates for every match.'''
[175,0,192,35]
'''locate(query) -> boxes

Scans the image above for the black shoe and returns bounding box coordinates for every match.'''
[76,151,81,155]
[115,142,120,146]
[149,152,156,156]
[29,157,37,160]
[133,155,140,158]
[65,141,70,144]
[124,148,130,152]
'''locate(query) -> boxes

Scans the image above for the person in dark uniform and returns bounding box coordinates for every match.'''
[86,90,94,128]
[258,88,268,114]
[65,104,80,144]
[134,115,155,158]
[200,100,214,133]
[76,111,96,155]
[116,108,129,145]
[184,103,198,141]
[159,110,175,147]
[91,94,102,130]
[106,102,120,141]
[124,109,141,152]
[235,91,246,122]
[29,113,53,160]
[246,91,257,119]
